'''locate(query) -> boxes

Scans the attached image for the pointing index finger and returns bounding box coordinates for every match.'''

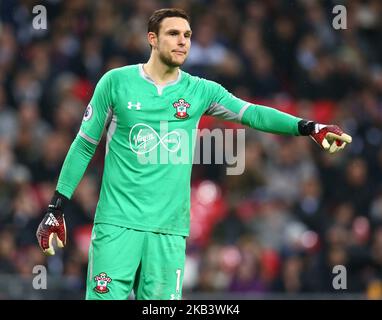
[326,132,352,144]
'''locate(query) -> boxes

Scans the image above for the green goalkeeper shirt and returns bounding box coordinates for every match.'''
[57,64,302,236]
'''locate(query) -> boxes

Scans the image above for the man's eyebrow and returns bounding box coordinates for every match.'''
[165,28,192,34]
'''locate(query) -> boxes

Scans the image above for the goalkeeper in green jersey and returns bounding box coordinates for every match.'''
[36,8,352,300]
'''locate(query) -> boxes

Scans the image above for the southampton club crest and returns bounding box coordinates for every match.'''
[173,98,190,119]
[94,272,112,294]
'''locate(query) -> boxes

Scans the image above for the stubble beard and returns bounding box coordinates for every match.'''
[158,49,185,68]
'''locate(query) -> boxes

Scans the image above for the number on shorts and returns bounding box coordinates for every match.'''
[175,269,181,293]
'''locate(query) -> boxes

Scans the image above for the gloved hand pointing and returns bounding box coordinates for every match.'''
[310,123,352,153]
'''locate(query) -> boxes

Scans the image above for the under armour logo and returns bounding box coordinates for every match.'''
[127,102,141,110]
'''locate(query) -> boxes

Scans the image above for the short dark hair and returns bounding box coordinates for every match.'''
[148,8,190,35]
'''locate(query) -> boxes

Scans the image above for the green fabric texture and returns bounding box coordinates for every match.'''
[56,135,97,199]
[56,64,302,236]
[241,104,301,135]
[85,223,186,300]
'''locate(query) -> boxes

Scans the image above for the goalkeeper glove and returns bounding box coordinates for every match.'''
[298,120,352,153]
[36,191,68,256]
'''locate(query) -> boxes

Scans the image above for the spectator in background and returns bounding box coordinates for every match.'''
[14,101,51,167]
[0,86,17,145]
[272,253,308,294]
[184,13,229,78]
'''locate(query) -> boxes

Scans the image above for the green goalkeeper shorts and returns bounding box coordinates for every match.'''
[85,223,186,300]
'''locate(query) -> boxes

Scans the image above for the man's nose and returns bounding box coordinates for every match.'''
[178,35,186,45]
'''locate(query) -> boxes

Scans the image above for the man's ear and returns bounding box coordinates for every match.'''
[147,32,158,49]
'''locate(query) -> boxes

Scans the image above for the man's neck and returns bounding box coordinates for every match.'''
[143,57,180,85]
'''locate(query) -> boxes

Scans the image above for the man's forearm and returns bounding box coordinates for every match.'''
[241,104,303,136]
[56,135,97,199]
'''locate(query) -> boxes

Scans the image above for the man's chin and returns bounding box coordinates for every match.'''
[173,60,185,67]
[169,58,185,67]
[160,54,187,68]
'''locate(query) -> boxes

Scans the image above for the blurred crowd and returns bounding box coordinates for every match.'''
[1,0,382,299]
